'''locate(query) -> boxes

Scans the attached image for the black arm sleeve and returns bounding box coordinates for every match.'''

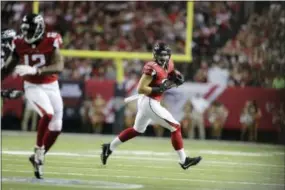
[151,87,162,94]
[1,51,19,81]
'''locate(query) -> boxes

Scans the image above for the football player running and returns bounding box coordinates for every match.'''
[101,42,202,170]
[1,29,23,99]
[4,13,64,179]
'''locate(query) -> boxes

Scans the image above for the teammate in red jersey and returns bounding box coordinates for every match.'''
[101,42,202,170]
[3,13,64,179]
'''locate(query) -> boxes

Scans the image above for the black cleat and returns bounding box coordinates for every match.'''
[29,154,43,179]
[101,143,112,165]
[180,156,202,170]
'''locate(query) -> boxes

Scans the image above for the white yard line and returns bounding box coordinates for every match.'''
[2,158,284,176]
[2,176,144,189]
[2,169,284,187]
[85,150,284,157]
[3,163,284,182]
[2,148,284,157]
[2,150,285,168]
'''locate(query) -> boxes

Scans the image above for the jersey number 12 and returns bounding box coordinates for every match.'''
[24,54,46,68]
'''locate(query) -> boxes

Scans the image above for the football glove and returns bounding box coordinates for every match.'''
[152,79,174,94]
[168,69,185,86]
[1,89,24,99]
[160,79,174,91]
[15,65,38,76]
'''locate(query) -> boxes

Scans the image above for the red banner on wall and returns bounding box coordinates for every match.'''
[216,87,285,131]
[84,79,115,101]
[2,78,284,133]
[2,76,24,118]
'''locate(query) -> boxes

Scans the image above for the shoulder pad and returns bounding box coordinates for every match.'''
[143,61,157,76]
[46,32,63,48]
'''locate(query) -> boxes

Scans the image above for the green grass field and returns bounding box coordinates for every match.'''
[1,131,284,190]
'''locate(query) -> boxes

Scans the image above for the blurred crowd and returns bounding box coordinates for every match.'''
[2,1,188,81]
[2,1,247,83]
[193,2,285,88]
[4,1,284,89]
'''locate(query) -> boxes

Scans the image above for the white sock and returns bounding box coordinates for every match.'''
[109,137,122,151]
[176,148,187,164]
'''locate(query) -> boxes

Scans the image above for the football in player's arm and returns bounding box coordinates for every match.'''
[137,68,184,95]
[101,42,201,170]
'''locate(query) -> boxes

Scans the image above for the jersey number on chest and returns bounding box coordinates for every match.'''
[24,54,46,68]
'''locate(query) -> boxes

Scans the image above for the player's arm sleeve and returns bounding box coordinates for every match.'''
[37,34,64,75]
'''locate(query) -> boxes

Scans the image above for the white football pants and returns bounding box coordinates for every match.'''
[134,95,180,133]
[24,81,63,131]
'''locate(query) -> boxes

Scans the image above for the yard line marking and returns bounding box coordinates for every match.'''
[2,158,284,176]
[3,163,284,182]
[199,150,284,156]
[3,149,284,157]
[86,150,284,157]
[2,169,285,187]
[3,150,285,168]
[2,177,144,189]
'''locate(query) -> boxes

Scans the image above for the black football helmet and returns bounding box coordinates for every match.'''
[21,13,45,44]
[153,42,171,69]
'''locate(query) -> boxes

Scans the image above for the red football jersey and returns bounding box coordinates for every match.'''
[142,59,175,101]
[12,32,63,84]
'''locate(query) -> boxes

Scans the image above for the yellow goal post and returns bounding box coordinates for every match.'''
[33,1,194,83]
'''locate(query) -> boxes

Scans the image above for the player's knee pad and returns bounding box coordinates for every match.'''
[48,119,62,131]
[48,110,63,131]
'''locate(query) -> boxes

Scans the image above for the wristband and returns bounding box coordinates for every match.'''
[151,87,162,93]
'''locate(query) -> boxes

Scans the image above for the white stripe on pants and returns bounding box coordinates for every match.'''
[134,95,180,133]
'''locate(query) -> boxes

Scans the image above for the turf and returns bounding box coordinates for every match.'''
[1,131,285,190]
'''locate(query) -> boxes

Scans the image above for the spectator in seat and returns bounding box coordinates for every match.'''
[194,60,208,83]
[79,98,93,133]
[240,100,262,142]
[272,74,285,89]
[207,101,228,140]
[181,100,205,139]
[124,101,137,129]
[272,105,285,144]
[88,95,106,134]
[181,100,192,138]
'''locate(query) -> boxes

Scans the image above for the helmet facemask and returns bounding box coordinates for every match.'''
[153,42,171,69]
[155,53,170,69]
[21,15,45,44]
